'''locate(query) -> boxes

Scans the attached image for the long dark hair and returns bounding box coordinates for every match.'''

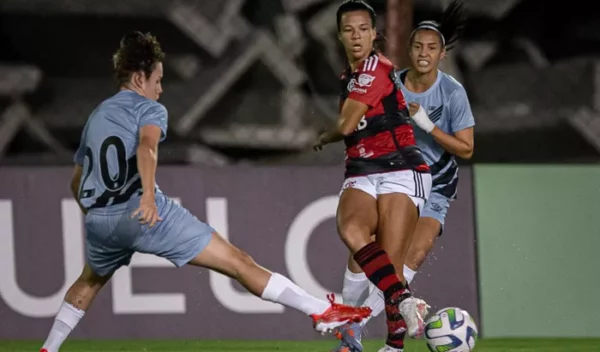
[411,0,467,51]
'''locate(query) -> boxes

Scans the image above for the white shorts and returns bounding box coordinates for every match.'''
[340,170,432,213]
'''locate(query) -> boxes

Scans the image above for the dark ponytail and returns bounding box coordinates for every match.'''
[438,0,467,50]
[411,0,467,51]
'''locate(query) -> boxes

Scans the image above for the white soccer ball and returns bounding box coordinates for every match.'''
[424,307,478,352]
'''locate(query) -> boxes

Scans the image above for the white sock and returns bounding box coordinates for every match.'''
[261,273,330,316]
[342,267,370,307]
[358,267,418,326]
[360,288,385,326]
[403,265,417,285]
[41,301,85,352]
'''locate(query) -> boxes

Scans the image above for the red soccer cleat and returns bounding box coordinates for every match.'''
[310,293,372,334]
[40,349,48,352]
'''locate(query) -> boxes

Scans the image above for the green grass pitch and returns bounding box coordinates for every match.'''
[1,339,599,352]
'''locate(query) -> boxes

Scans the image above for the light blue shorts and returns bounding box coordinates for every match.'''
[84,193,214,277]
[420,191,452,236]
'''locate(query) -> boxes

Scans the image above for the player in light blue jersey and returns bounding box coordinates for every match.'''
[331,2,474,351]
[39,31,371,352]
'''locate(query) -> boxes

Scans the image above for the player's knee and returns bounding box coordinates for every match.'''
[77,266,111,290]
[338,222,371,252]
[237,249,257,267]
[230,248,259,277]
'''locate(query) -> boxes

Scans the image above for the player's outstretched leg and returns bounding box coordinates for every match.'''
[187,232,372,333]
[40,265,111,352]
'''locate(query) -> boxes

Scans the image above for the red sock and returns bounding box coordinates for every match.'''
[353,242,407,298]
[354,242,410,350]
[386,318,407,349]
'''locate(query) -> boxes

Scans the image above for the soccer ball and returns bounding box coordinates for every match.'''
[424,307,478,352]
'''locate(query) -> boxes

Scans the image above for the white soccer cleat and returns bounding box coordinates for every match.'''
[398,296,427,338]
[415,298,430,320]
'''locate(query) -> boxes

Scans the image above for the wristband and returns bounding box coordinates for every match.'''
[412,105,435,133]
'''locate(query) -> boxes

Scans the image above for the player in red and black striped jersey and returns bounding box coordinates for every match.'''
[338,50,430,177]
[313,1,431,351]
[331,2,472,351]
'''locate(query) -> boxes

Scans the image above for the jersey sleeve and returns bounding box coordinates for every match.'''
[347,58,391,107]
[449,87,475,132]
[73,121,90,165]
[73,143,85,166]
[140,102,168,141]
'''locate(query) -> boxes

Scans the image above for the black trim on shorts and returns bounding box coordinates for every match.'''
[412,170,425,198]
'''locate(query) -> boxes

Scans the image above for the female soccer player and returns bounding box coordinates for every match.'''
[313,0,432,349]
[332,1,475,351]
[38,31,372,352]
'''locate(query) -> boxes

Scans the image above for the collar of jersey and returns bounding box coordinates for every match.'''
[345,50,378,75]
[398,69,443,97]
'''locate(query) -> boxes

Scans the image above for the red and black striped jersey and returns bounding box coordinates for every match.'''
[340,52,429,178]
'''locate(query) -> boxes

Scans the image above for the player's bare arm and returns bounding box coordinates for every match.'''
[314,98,369,150]
[409,102,474,159]
[431,126,474,159]
[70,164,87,215]
[131,124,163,227]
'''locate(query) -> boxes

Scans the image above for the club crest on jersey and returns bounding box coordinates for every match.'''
[347,79,367,94]
[347,73,376,94]
[357,73,375,87]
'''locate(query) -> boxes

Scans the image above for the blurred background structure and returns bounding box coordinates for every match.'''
[2,0,600,167]
[1,0,600,348]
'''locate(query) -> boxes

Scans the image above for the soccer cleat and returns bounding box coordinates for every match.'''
[311,294,372,334]
[399,296,428,338]
[416,298,430,319]
[331,322,363,352]
[40,349,49,352]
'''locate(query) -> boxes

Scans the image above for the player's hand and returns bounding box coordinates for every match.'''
[313,140,324,152]
[131,194,162,228]
[408,102,435,133]
[312,131,327,152]
[408,102,421,117]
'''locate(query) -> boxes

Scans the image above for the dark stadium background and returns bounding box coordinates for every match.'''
[1,0,599,166]
[1,1,599,351]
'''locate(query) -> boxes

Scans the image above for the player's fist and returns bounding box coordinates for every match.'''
[408,102,435,133]
[408,102,421,117]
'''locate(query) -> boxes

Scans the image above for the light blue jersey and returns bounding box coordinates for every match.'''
[393,69,475,232]
[74,89,213,276]
[74,90,168,213]
[395,69,475,200]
